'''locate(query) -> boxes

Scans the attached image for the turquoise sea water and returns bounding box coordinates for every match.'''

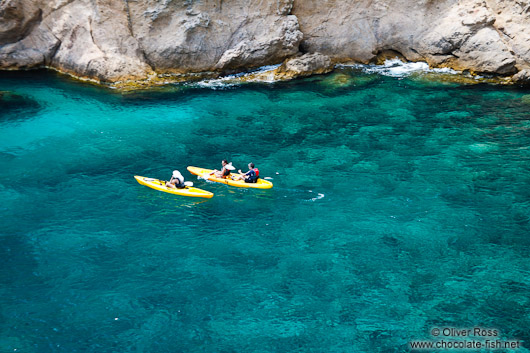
[1,67,530,352]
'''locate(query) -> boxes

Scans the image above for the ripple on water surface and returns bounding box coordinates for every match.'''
[1,69,530,352]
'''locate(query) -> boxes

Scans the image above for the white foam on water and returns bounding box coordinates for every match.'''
[189,59,464,89]
[311,193,325,201]
[189,64,282,89]
[193,78,239,89]
[339,59,460,78]
[306,191,325,202]
[251,64,282,73]
[196,175,214,183]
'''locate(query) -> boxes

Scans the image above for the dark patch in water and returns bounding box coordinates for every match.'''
[0,90,41,122]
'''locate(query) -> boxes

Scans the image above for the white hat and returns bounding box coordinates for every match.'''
[225,162,236,171]
[172,170,183,180]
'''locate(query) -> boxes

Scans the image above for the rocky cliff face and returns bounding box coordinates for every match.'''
[1,0,529,85]
[294,0,530,75]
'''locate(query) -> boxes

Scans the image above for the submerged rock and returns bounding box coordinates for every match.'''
[0,90,41,120]
[520,94,530,104]
[0,90,26,103]
[320,73,351,87]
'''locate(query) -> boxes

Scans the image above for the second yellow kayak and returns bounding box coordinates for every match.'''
[187,166,273,189]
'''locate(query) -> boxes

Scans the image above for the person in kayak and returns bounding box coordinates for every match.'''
[166,170,186,189]
[213,159,235,179]
[236,162,260,183]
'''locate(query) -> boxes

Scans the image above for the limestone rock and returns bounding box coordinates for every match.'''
[512,69,530,84]
[244,52,333,81]
[0,0,42,45]
[293,0,521,76]
[278,52,333,78]
[46,0,151,81]
[0,0,152,81]
[453,27,516,74]
[2,0,530,83]
[125,0,302,73]
[419,1,516,74]
[0,28,59,69]
[215,15,302,71]
[488,0,530,65]
[0,0,303,82]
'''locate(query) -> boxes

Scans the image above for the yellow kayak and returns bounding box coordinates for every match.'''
[187,166,273,189]
[134,176,214,198]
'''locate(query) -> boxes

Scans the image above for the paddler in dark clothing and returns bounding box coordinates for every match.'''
[166,170,186,189]
[236,162,260,183]
[213,159,235,179]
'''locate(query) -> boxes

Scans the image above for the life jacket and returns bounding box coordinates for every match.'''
[248,168,259,183]
[174,176,185,188]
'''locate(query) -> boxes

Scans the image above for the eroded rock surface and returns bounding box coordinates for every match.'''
[0,0,303,82]
[1,0,530,84]
[294,0,524,76]
[275,52,334,79]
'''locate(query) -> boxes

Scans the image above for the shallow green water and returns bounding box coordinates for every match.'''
[1,68,530,352]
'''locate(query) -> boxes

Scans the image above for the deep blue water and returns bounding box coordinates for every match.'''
[1,67,530,352]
